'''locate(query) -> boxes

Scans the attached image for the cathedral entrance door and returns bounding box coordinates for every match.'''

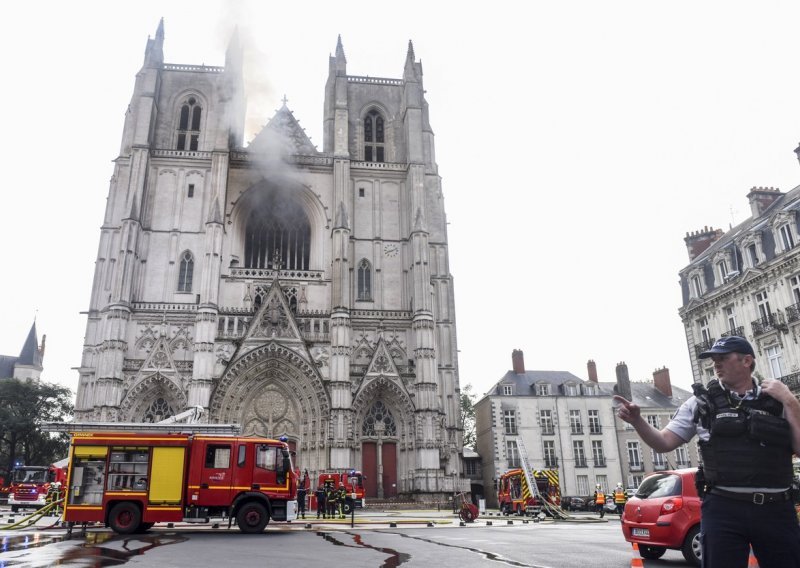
[361,441,397,498]
[362,442,377,498]
[381,442,397,498]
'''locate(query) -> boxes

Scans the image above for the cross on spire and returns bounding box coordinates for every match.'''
[281,94,288,106]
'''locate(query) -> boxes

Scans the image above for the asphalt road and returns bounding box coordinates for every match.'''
[0,509,695,568]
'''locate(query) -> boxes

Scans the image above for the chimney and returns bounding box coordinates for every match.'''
[512,349,525,374]
[653,367,672,397]
[684,226,724,261]
[615,362,632,401]
[587,359,598,382]
[747,186,783,217]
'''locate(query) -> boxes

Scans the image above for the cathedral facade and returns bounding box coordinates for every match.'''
[74,21,466,498]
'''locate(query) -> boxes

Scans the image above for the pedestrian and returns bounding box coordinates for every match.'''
[614,336,800,568]
[592,484,606,518]
[315,484,326,519]
[613,483,626,515]
[297,470,308,519]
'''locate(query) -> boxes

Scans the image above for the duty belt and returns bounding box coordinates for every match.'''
[709,487,791,505]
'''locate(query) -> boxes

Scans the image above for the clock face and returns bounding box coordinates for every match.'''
[384,244,399,257]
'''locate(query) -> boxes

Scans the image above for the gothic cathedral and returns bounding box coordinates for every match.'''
[74,21,466,499]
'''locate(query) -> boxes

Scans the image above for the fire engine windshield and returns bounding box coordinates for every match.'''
[12,469,47,483]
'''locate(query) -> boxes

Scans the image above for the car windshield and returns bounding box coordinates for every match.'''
[635,473,682,499]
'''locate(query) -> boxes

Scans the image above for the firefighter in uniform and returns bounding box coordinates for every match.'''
[315,484,326,519]
[325,481,337,519]
[337,482,348,519]
[296,470,308,519]
[593,484,606,518]
[615,336,800,568]
[613,483,626,515]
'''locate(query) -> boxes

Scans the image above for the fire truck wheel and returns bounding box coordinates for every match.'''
[108,502,142,534]
[237,502,269,533]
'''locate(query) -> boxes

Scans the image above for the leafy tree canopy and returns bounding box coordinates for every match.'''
[0,378,73,479]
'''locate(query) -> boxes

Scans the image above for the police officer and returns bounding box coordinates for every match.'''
[315,484,326,519]
[613,483,626,515]
[615,336,800,568]
[593,484,606,518]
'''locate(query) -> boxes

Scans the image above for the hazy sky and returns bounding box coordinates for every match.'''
[2,1,800,401]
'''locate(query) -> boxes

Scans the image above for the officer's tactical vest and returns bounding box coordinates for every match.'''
[694,379,793,488]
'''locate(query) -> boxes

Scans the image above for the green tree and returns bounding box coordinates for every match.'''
[0,379,73,479]
[460,383,477,450]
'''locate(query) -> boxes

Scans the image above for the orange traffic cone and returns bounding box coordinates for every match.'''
[630,542,644,568]
[748,546,759,567]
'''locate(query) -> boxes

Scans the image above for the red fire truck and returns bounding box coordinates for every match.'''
[497,468,561,516]
[63,430,297,534]
[7,461,68,512]
[310,470,366,514]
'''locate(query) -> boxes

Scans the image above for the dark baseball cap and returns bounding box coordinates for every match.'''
[698,336,755,359]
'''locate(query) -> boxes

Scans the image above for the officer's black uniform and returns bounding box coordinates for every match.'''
[315,485,326,519]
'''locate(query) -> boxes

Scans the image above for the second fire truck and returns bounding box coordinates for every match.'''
[53,423,298,534]
[497,468,561,516]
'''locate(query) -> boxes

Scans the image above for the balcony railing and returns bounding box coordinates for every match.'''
[752,313,786,336]
[589,426,602,435]
[574,459,588,468]
[541,427,555,435]
[721,326,745,338]
[544,457,559,468]
[779,371,800,392]
[787,302,800,324]
[570,427,583,435]
[694,338,716,358]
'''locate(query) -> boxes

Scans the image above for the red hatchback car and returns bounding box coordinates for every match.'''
[621,468,701,566]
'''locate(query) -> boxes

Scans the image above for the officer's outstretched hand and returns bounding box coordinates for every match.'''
[613,395,641,424]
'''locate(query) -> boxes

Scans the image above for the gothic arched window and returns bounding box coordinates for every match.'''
[362,401,397,437]
[178,251,194,292]
[244,194,310,270]
[176,96,202,151]
[357,259,372,301]
[363,110,385,163]
[143,397,174,423]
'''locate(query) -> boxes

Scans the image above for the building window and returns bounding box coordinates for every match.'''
[791,275,800,305]
[502,385,513,396]
[564,383,578,396]
[652,449,667,470]
[539,409,554,435]
[583,384,596,396]
[596,475,608,493]
[691,275,703,298]
[363,109,385,163]
[244,193,310,270]
[569,410,583,434]
[628,441,642,470]
[143,397,174,422]
[178,251,194,292]
[362,400,397,437]
[675,445,689,467]
[591,440,605,466]
[698,317,712,344]
[503,410,517,435]
[543,440,557,468]
[176,96,202,151]
[506,440,520,469]
[755,290,771,320]
[717,259,729,283]
[725,306,738,333]
[187,183,195,198]
[646,415,659,429]
[747,243,759,267]
[588,409,601,434]
[628,474,643,489]
[576,475,589,496]
[780,224,795,252]
[357,259,372,301]
[573,441,587,467]
[766,345,784,379]
[536,383,551,396]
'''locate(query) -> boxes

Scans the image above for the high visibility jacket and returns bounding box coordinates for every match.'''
[594,492,605,505]
[613,490,626,504]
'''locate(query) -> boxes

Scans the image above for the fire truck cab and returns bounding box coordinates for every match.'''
[311,470,366,513]
[8,463,67,512]
[64,431,297,534]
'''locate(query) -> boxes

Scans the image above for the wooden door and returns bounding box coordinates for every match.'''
[362,442,377,498]
[382,442,397,497]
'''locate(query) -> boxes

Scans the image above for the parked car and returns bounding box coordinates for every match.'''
[561,496,587,511]
[620,468,701,567]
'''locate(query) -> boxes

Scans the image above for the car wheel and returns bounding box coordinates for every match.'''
[108,502,141,535]
[682,525,701,567]
[639,545,666,560]
[237,501,269,534]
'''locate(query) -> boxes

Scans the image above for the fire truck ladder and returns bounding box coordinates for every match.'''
[41,421,241,436]
[512,437,570,520]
